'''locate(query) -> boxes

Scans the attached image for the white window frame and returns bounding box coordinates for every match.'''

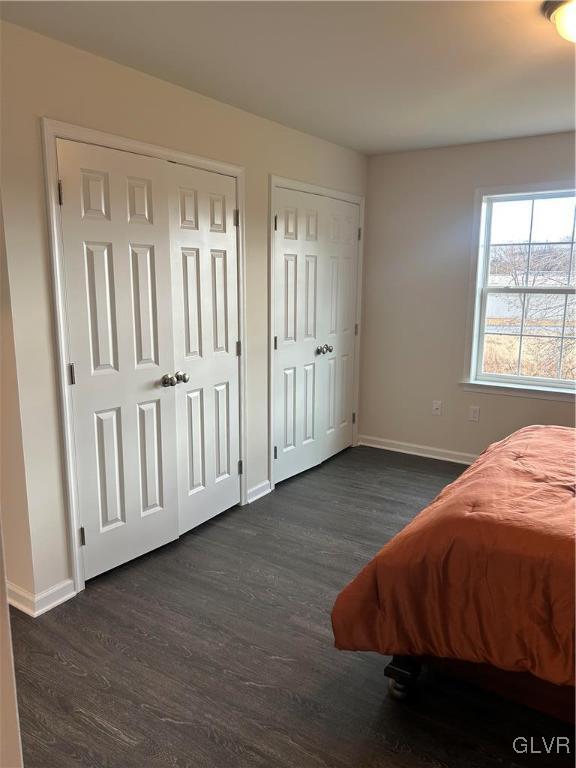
[466,184,576,398]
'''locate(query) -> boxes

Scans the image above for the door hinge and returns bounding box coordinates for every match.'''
[274,446,278,459]
[233,208,240,227]
[79,526,86,546]
[68,362,76,385]
[352,412,356,425]
[354,323,359,336]
[58,180,63,206]
[357,226,362,241]
[238,459,243,475]
[273,335,278,350]
[274,214,278,231]
[236,340,241,356]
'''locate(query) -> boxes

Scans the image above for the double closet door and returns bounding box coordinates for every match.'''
[57,139,241,580]
[273,187,360,483]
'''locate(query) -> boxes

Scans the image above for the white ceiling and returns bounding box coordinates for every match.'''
[1,1,574,154]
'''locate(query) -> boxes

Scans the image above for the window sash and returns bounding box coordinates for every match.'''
[484,286,574,296]
[475,288,574,389]
[484,189,576,204]
[472,191,576,391]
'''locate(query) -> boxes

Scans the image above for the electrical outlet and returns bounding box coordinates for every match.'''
[468,405,480,423]
[432,400,442,416]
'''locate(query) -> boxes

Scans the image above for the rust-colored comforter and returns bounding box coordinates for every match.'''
[332,425,576,686]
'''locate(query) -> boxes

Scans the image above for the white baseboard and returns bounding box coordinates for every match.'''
[7,578,76,618]
[358,435,476,466]
[246,480,272,503]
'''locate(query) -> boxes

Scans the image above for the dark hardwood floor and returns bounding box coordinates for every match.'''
[10,447,573,768]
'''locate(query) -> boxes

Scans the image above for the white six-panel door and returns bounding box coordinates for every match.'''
[273,188,360,484]
[57,139,241,580]
[168,163,240,534]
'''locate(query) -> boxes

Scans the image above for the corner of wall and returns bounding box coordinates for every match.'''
[0,197,35,598]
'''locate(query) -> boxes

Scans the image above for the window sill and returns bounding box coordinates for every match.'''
[461,379,576,402]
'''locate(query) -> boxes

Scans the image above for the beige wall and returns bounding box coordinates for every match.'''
[0,516,23,768]
[1,196,34,596]
[0,22,367,595]
[0,200,24,768]
[360,132,575,456]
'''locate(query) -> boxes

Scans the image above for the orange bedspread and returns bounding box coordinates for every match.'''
[332,425,576,686]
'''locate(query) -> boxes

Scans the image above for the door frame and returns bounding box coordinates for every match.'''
[268,175,365,491]
[42,118,248,594]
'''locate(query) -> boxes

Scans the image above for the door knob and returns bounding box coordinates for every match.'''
[161,374,178,387]
[322,344,329,354]
[327,345,334,353]
[316,346,324,355]
[175,371,190,383]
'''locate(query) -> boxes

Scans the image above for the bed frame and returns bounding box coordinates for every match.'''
[384,655,575,723]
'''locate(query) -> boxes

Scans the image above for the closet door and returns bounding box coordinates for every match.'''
[57,139,178,579]
[317,196,360,460]
[57,139,242,579]
[168,163,241,534]
[273,187,359,484]
[273,190,323,482]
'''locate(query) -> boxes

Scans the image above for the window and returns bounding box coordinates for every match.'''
[471,189,576,393]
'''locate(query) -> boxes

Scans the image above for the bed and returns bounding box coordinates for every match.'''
[331,425,575,719]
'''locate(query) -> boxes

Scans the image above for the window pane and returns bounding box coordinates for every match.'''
[523,294,565,336]
[488,245,528,286]
[482,334,520,375]
[485,293,522,334]
[531,196,575,243]
[565,295,575,337]
[561,339,576,380]
[528,244,571,286]
[520,337,561,379]
[490,200,532,244]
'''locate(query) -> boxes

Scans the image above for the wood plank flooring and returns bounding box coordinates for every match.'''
[10,447,573,768]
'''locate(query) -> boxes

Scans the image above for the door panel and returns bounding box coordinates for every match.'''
[95,407,124,528]
[137,399,163,514]
[273,188,359,483]
[168,163,240,534]
[57,139,178,580]
[131,244,159,367]
[304,255,317,339]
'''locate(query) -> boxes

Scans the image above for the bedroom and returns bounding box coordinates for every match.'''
[0,2,574,766]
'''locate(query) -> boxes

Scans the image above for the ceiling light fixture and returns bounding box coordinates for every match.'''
[542,0,576,42]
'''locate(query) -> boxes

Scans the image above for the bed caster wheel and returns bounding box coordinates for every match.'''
[384,656,421,701]
[388,677,411,701]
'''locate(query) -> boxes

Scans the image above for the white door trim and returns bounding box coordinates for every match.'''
[268,175,365,491]
[42,118,248,596]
